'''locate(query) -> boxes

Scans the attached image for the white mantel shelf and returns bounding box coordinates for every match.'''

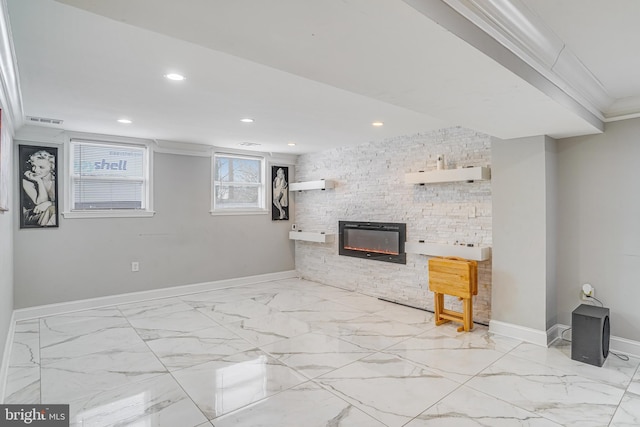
[405,241,492,261]
[290,179,335,191]
[405,167,491,184]
[289,231,335,243]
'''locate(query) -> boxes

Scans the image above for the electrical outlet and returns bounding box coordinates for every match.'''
[131,261,139,272]
[580,283,594,301]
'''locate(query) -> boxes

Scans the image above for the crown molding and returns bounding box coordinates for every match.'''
[412,0,637,123]
[153,139,213,157]
[404,0,603,132]
[437,0,616,120]
[0,0,24,134]
[604,95,640,122]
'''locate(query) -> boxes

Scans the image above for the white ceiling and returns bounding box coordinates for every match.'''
[5,0,639,154]
[524,0,640,103]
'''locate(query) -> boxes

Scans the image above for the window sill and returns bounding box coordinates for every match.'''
[210,209,268,216]
[62,210,156,219]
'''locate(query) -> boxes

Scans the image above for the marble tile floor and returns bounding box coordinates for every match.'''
[3,277,640,426]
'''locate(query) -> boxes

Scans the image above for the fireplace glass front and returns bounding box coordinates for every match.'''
[339,221,406,264]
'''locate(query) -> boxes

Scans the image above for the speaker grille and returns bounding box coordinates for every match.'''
[602,315,610,357]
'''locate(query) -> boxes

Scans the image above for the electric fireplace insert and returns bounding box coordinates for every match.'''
[339,221,406,264]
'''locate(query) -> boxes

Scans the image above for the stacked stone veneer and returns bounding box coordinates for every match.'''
[293,127,493,324]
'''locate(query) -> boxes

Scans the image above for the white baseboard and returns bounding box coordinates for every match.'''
[545,324,561,346]
[610,336,640,358]
[0,311,16,403]
[492,320,640,358]
[551,323,640,359]
[3,271,296,402]
[553,324,572,344]
[14,270,297,321]
[488,320,551,347]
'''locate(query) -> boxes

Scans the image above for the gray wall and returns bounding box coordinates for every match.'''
[492,135,554,332]
[0,158,13,369]
[13,150,295,308]
[0,116,15,369]
[557,118,640,341]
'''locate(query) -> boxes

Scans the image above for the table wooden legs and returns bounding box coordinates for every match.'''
[433,292,474,332]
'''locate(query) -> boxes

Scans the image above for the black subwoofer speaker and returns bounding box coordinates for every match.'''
[571,304,610,367]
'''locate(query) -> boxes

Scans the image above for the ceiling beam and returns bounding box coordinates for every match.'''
[404,0,604,133]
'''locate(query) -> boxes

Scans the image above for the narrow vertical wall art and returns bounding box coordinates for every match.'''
[19,144,59,228]
[271,165,289,220]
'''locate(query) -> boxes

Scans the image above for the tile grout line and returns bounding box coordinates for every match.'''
[115,302,217,425]
[8,278,638,426]
[608,361,640,427]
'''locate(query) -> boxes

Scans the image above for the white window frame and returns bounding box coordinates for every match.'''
[211,151,267,215]
[63,136,154,219]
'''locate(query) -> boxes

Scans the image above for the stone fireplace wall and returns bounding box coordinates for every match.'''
[293,127,493,324]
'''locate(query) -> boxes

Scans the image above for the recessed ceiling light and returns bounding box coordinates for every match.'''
[372,121,384,127]
[288,142,296,146]
[117,119,132,124]
[164,73,186,81]
[240,118,254,123]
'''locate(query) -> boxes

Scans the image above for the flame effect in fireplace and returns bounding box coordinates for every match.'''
[343,246,399,256]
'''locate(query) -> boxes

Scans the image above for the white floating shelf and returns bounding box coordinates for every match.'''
[405,241,491,261]
[289,231,335,243]
[405,167,491,184]
[290,179,335,191]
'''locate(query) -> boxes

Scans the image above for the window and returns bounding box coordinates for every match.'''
[65,139,153,218]
[212,153,266,214]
